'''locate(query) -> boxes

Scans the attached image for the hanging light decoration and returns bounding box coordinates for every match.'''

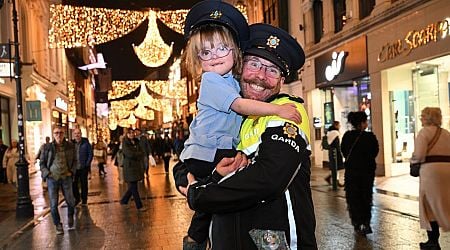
[128,112,137,126]
[133,10,174,68]
[136,82,152,106]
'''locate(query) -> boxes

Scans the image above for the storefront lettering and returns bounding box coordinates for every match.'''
[325,51,347,81]
[55,97,68,111]
[378,18,450,62]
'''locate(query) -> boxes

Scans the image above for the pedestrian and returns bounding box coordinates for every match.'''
[39,126,77,234]
[341,111,379,235]
[411,107,450,249]
[179,2,300,248]
[2,139,19,185]
[36,136,51,190]
[0,139,9,184]
[72,128,93,206]
[181,23,316,249]
[135,128,152,178]
[115,135,125,185]
[93,139,107,177]
[324,121,345,187]
[120,129,147,211]
[161,134,173,174]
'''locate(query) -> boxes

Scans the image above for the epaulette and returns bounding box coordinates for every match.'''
[277,93,304,103]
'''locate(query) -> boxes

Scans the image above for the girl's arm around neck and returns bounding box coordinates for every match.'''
[230,97,301,124]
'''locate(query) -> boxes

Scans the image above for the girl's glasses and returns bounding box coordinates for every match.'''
[198,45,232,61]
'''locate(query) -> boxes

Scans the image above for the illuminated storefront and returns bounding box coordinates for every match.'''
[368,0,450,176]
[313,36,370,167]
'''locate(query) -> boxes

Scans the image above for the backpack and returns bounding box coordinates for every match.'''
[321,135,330,150]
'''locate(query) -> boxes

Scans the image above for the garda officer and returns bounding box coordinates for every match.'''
[186,23,317,249]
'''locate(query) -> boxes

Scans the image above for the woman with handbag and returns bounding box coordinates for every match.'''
[120,129,146,211]
[341,111,379,236]
[324,121,345,187]
[412,107,450,250]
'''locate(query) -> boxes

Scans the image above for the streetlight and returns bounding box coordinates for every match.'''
[1,0,34,218]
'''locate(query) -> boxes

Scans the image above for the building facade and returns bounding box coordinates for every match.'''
[296,0,449,176]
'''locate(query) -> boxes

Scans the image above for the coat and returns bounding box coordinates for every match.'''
[122,138,145,182]
[412,125,450,231]
[39,140,77,180]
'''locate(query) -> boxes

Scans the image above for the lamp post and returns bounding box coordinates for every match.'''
[8,0,34,218]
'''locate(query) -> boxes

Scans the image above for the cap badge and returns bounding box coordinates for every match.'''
[267,36,280,49]
[283,123,298,139]
[210,10,223,19]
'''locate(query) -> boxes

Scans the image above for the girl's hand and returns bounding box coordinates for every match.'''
[277,103,302,124]
[179,173,197,196]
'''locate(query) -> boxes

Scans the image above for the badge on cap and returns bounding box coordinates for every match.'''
[210,10,223,19]
[266,35,280,49]
[283,123,298,139]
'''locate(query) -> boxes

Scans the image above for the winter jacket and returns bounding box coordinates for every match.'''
[39,140,77,180]
[122,138,145,182]
[74,137,93,169]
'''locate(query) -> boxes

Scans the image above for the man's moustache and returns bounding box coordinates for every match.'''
[242,77,274,90]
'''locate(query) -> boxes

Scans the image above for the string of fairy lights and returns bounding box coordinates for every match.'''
[50,3,247,128]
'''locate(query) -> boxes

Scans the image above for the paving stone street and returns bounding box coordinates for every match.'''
[0,158,448,250]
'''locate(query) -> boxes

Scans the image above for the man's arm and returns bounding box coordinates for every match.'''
[86,140,93,166]
[187,122,310,214]
[39,145,50,179]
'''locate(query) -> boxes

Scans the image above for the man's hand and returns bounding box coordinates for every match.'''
[216,152,248,176]
[277,103,301,124]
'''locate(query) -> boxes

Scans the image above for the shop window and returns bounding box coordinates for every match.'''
[313,0,324,43]
[0,96,11,144]
[334,0,346,33]
[359,0,375,19]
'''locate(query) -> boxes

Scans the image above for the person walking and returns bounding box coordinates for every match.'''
[3,139,19,185]
[120,129,146,211]
[93,139,107,177]
[135,128,152,178]
[0,139,9,184]
[72,128,93,206]
[411,107,450,249]
[161,134,173,174]
[324,121,345,187]
[341,111,379,235]
[36,136,51,190]
[39,126,77,234]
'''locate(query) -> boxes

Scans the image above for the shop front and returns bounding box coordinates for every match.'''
[313,36,370,167]
[367,0,450,176]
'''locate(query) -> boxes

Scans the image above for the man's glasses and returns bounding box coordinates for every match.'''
[198,45,233,61]
[244,59,282,79]
[54,131,64,135]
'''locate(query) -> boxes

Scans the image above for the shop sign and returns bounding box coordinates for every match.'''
[26,101,42,121]
[325,51,348,81]
[55,97,68,111]
[0,43,10,59]
[315,36,367,86]
[0,62,14,77]
[378,18,450,63]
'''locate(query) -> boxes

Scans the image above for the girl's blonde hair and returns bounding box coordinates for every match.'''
[182,24,242,81]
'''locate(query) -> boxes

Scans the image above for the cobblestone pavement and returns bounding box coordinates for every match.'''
[0,158,449,250]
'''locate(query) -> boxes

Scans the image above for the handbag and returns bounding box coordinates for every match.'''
[344,132,362,163]
[410,128,442,177]
[93,149,104,157]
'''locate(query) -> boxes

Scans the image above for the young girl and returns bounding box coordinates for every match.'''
[180,1,301,249]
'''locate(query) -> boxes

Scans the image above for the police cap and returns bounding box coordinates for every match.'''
[184,0,249,47]
[245,23,305,76]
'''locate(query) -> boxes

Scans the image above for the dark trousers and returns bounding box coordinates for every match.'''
[188,211,212,243]
[73,168,89,204]
[163,156,171,173]
[120,181,142,209]
[98,162,106,175]
[0,167,7,183]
